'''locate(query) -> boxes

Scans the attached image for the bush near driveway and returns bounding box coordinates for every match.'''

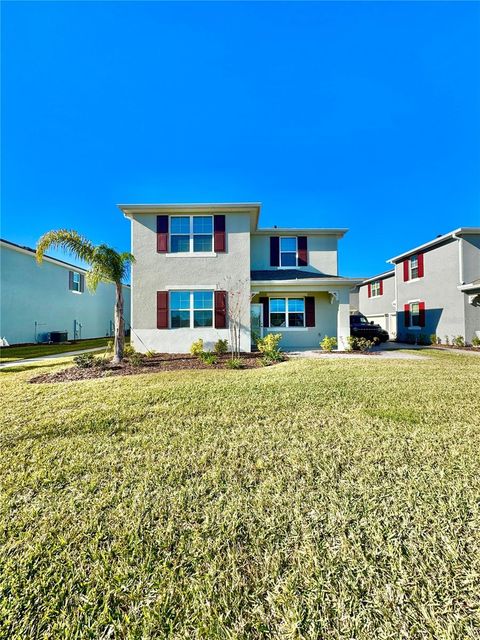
[0,352,479,638]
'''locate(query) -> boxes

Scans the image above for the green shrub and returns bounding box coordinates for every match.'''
[199,351,217,366]
[472,336,480,348]
[347,336,376,352]
[452,335,465,348]
[123,344,136,357]
[226,358,243,369]
[257,334,283,361]
[128,352,143,367]
[430,334,440,345]
[320,336,337,352]
[214,339,228,355]
[190,339,204,357]
[73,353,97,368]
[444,335,450,345]
[145,350,157,358]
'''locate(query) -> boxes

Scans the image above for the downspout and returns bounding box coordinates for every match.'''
[452,233,464,284]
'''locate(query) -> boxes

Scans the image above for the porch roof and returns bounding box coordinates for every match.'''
[251,270,362,289]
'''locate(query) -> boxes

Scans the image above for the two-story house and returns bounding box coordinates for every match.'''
[119,203,361,353]
[388,228,480,343]
[356,269,396,337]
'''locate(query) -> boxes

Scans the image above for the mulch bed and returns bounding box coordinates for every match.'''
[429,345,480,353]
[29,352,277,384]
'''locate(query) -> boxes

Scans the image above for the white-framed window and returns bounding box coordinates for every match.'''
[409,254,419,280]
[170,290,214,328]
[170,216,213,253]
[280,237,297,267]
[270,297,305,327]
[371,281,381,297]
[409,301,421,327]
[69,270,82,293]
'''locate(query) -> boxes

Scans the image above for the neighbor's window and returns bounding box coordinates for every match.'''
[270,297,305,327]
[410,302,421,326]
[280,237,297,267]
[410,255,419,280]
[170,290,213,328]
[170,216,213,253]
[371,280,381,297]
[69,270,82,292]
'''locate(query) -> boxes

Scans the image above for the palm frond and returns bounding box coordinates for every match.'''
[36,230,95,265]
[85,267,103,293]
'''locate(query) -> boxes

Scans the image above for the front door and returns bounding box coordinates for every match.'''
[250,303,263,348]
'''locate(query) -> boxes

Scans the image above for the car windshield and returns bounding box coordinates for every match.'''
[352,316,369,324]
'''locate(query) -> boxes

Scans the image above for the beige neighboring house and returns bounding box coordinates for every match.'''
[119,203,362,353]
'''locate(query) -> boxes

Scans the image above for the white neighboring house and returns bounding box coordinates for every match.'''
[357,270,397,338]
[120,203,362,353]
[0,238,131,345]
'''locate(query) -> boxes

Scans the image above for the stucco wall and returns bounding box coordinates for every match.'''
[250,235,338,275]
[395,239,466,340]
[358,274,395,317]
[0,244,131,344]
[130,212,251,353]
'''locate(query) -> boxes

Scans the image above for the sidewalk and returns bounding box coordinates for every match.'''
[0,347,104,370]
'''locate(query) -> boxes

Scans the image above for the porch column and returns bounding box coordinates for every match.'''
[336,288,351,350]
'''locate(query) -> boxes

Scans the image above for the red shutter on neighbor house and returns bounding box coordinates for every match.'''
[419,301,426,327]
[157,291,169,329]
[214,215,226,252]
[270,237,280,267]
[404,303,410,327]
[305,296,315,327]
[379,280,383,295]
[214,290,227,328]
[156,215,169,253]
[297,236,308,266]
[259,297,269,327]
[418,253,424,278]
[368,283,372,298]
[403,260,409,282]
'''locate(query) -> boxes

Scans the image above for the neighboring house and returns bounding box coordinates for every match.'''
[119,203,361,353]
[357,270,397,337]
[0,238,131,345]
[388,228,480,343]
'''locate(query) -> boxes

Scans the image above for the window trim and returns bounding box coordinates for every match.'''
[70,270,82,294]
[169,215,214,254]
[269,296,306,328]
[169,290,214,329]
[279,236,298,268]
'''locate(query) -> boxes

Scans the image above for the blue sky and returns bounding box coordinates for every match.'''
[2,1,479,277]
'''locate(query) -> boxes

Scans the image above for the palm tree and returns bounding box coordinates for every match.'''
[36,230,134,363]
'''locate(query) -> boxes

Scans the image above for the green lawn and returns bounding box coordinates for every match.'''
[0,337,113,362]
[1,352,479,638]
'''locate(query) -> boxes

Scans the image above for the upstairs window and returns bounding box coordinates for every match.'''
[280,237,297,266]
[371,281,381,297]
[410,254,419,280]
[170,290,214,328]
[269,297,305,327]
[170,216,213,253]
[69,270,83,293]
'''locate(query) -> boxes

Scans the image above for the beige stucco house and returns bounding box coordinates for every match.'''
[119,203,361,353]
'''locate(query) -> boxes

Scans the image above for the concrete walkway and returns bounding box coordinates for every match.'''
[0,347,105,370]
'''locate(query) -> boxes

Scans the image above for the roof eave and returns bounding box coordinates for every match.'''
[387,227,480,263]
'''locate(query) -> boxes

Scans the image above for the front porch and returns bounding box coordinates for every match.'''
[250,275,357,350]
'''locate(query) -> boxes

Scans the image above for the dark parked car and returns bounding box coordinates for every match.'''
[350,313,389,343]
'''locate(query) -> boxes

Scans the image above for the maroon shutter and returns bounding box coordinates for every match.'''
[305,296,315,327]
[157,215,169,253]
[214,215,226,252]
[404,304,410,327]
[215,290,227,328]
[80,274,85,292]
[379,280,383,295]
[157,291,169,329]
[368,283,372,298]
[297,236,308,266]
[259,297,269,327]
[419,301,425,327]
[403,260,409,282]
[270,237,279,267]
[418,253,424,278]
[68,271,73,290]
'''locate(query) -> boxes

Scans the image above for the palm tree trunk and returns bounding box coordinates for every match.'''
[113,282,125,364]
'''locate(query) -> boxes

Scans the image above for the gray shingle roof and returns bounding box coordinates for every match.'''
[251,269,337,281]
